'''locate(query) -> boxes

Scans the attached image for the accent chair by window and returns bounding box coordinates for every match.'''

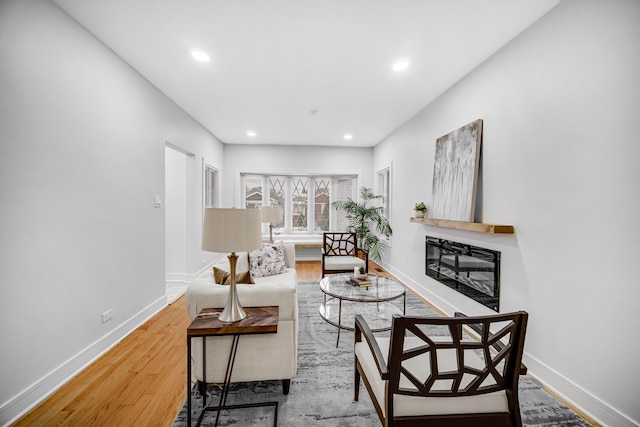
[321,232,368,277]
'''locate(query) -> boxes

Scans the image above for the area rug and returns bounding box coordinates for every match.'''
[173,281,589,426]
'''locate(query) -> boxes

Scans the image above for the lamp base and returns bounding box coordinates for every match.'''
[218,252,247,323]
[219,297,246,322]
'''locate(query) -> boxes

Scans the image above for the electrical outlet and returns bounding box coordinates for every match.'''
[102,309,114,323]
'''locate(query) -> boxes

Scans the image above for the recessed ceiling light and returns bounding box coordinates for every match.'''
[344,133,353,140]
[247,131,257,137]
[190,49,210,62]
[392,59,410,71]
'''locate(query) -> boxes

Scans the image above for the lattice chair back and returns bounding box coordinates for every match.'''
[377,312,528,427]
[388,312,527,395]
[323,232,357,256]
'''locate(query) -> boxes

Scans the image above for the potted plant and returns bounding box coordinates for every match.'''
[332,187,393,262]
[414,202,427,218]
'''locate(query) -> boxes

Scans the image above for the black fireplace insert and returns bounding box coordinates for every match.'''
[425,236,500,311]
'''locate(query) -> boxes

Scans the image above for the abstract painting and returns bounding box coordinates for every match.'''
[431,119,483,222]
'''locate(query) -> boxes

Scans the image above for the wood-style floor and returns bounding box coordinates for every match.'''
[12,261,330,427]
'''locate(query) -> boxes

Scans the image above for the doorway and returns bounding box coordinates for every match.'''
[165,144,195,303]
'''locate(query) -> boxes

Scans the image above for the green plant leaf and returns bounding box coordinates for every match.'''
[331,186,393,262]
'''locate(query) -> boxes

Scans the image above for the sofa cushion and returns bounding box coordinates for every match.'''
[249,241,287,277]
[213,266,254,285]
[324,255,366,271]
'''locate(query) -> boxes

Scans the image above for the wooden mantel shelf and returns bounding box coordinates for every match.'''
[410,217,514,234]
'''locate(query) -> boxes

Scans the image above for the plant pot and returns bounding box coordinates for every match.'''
[414,210,426,218]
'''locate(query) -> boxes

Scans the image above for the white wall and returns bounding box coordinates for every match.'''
[222,144,374,207]
[374,1,640,426]
[0,0,224,423]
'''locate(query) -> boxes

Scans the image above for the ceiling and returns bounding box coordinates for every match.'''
[52,0,559,147]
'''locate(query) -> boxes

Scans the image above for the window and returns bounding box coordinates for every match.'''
[335,177,354,230]
[268,177,285,228]
[377,165,391,224]
[241,173,357,235]
[291,177,308,231]
[314,178,330,231]
[244,175,262,209]
[204,162,219,208]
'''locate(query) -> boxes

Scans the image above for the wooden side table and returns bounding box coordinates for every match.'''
[187,306,279,427]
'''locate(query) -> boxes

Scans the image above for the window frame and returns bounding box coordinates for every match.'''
[240,173,358,237]
[203,160,219,209]
[376,164,392,241]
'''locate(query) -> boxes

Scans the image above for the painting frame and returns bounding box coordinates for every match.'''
[431,119,483,222]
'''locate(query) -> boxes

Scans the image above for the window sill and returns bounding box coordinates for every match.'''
[266,234,323,247]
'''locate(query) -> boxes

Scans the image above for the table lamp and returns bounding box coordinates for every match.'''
[202,208,262,322]
[260,205,283,243]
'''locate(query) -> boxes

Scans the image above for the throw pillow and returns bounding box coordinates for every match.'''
[213,266,229,284]
[249,241,287,277]
[213,267,254,285]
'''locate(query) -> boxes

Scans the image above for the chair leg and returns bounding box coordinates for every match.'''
[282,379,291,395]
[354,362,360,401]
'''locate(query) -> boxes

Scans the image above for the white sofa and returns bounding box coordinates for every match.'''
[186,242,298,394]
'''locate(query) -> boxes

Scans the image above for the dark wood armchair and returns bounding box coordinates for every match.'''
[321,232,368,277]
[355,311,528,427]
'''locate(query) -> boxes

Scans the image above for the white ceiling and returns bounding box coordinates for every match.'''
[52,0,559,147]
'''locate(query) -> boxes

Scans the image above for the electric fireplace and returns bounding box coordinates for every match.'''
[425,236,500,311]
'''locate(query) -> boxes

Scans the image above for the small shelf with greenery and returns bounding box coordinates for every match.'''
[409,217,514,234]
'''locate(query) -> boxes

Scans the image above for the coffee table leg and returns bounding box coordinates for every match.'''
[336,299,342,347]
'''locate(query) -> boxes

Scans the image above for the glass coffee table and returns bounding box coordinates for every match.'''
[318,273,406,346]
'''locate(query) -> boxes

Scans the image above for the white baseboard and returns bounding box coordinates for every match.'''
[296,255,320,261]
[378,261,638,427]
[165,272,188,283]
[524,355,638,427]
[0,295,167,427]
[167,262,219,284]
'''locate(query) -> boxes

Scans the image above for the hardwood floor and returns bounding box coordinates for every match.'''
[12,261,336,426]
[14,289,191,426]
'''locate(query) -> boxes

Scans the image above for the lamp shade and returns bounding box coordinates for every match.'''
[202,208,262,253]
[260,205,283,223]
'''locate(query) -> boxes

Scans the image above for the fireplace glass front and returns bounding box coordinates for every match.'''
[425,236,500,311]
